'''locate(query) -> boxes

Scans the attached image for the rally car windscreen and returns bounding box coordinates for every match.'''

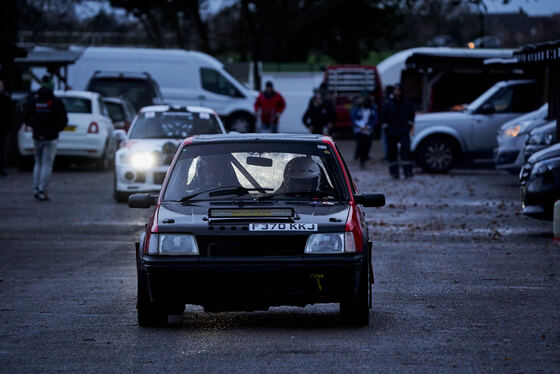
[129,112,221,139]
[163,142,349,201]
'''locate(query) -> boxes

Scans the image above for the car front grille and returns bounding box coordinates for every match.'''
[196,235,308,257]
[153,172,166,185]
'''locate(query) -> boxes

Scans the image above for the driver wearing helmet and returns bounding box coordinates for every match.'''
[190,155,239,190]
[282,157,321,192]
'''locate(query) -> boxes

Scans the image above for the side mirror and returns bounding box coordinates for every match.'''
[114,129,127,142]
[354,193,385,207]
[128,193,157,208]
[478,103,495,115]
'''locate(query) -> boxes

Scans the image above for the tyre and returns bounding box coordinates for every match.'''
[137,269,167,327]
[95,144,111,171]
[228,114,254,133]
[113,173,129,203]
[417,136,457,173]
[340,262,370,326]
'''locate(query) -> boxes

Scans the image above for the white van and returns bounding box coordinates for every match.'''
[68,47,258,132]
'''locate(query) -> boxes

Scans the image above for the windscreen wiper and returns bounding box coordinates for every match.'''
[257,190,343,201]
[177,186,272,202]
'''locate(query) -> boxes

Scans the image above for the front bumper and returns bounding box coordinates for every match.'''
[140,254,365,309]
[494,135,527,171]
[115,164,169,193]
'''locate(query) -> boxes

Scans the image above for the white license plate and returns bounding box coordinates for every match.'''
[249,223,318,232]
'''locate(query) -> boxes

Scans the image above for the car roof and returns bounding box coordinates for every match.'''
[54,90,99,99]
[493,79,535,87]
[139,105,216,114]
[188,133,331,145]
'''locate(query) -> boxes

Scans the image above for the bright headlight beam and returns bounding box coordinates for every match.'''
[130,152,155,169]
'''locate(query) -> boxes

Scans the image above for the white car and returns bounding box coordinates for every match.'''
[114,105,226,202]
[18,90,117,169]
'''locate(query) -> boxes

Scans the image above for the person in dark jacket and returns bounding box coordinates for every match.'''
[302,89,334,134]
[25,76,68,201]
[379,85,394,161]
[380,83,415,178]
[351,94,378,169]
[0,79,14,176]
[254,81,286,133]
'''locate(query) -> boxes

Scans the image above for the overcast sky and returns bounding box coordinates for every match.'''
[484,0,560,15]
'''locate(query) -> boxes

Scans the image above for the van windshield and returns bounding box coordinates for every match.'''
[129,111,222,139]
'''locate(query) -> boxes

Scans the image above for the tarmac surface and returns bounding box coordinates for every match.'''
[0,140,558,373]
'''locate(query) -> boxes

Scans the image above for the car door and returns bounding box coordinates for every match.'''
[472,85,528,157]
[198,67,244,115]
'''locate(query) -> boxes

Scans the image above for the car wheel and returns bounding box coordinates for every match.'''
[340,262,370,326]
[228,114,254,133]
[95,144,111,171]
[418,136,456,173]
[113,173,129,203]
[137,269,167,327]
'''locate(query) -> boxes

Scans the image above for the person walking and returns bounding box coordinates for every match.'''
[379,85,394,161]
[351,93,377,169]
[25,76,68,201]
[381,83,415,178]
[0,79,14,177]
[254,81,286,133]
[302,89,334,134]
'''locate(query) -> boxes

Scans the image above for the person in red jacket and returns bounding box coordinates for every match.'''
[254,81,286,133]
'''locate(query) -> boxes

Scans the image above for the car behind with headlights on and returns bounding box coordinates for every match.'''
[129,134,385,326]
[114,105,226,202]
[519,142,560,220]
[494,103,549,173]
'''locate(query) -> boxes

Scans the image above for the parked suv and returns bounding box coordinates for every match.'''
[412,80,537,173]
[86,71,165,111]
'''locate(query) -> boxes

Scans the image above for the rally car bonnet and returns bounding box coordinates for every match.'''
[155,202,350,234]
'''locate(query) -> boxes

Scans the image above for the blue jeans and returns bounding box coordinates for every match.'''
[33,139,58,193]
[259,122,278,133]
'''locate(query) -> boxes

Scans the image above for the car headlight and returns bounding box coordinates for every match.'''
[147,234,199,255]
[503,125,521,138]
[533,157,560,176]
[130,152,155,169]
[528,131,554,146]
[304,232,356,254]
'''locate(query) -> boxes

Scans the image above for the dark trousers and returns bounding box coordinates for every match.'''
[355,133,372,164]
[0,135,7,172]
[387,126,413,177]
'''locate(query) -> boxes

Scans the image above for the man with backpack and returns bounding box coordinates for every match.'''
[25,76,68,201]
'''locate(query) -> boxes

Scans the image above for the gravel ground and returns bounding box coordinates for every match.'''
[0,139,558,373]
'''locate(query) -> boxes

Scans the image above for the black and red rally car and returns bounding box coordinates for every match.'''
[129,133,385,326]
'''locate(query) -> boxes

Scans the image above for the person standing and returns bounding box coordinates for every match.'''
[351,94,377,169]
[379,85,394,161]
[0,79,14,176]
[381,83,415,178]
[302,89,334,134]
[254,81,286,133]
[25,76,68,201]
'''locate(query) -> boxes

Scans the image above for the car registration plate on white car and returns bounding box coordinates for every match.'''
[249,223,318,231]
[64,125,77,132]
